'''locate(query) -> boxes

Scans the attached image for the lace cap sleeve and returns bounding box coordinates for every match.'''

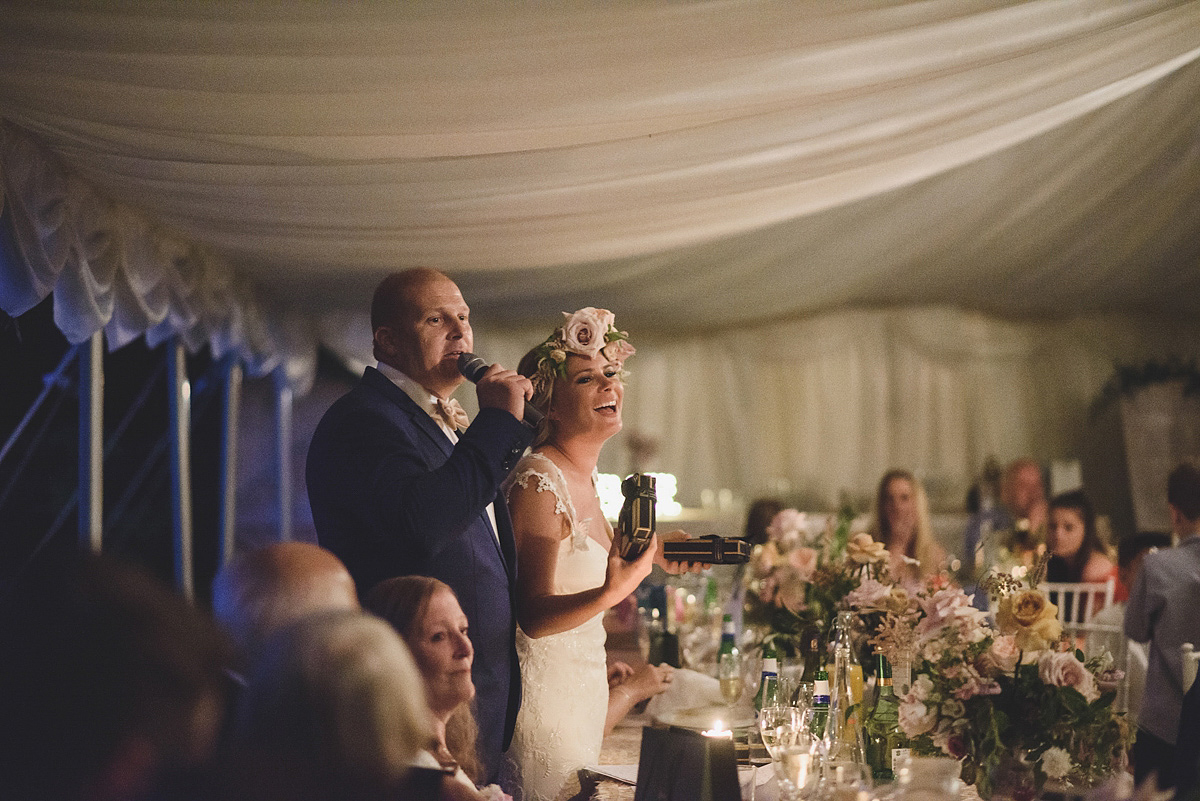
[507,452,572,522]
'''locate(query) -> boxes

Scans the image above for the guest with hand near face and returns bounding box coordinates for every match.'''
[870,469,945,588]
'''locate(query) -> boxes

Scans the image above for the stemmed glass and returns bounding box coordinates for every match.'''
[760,706,820,800]
[718,652,743,711]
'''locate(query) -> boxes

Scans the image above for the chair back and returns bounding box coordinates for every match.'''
[1038,578,1115,626]
[1183,643,1200,695]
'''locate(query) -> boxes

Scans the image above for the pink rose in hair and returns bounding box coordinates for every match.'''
[560,307,615,357]
[601,338,636,363]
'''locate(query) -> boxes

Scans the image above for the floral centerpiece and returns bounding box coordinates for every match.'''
[881,560,1131,799]
[743,506,891,655]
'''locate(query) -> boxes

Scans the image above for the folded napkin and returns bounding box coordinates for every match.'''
[644,668,725,720]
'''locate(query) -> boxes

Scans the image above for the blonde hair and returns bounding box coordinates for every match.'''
[870,469,940,577]
[234,611,431,788]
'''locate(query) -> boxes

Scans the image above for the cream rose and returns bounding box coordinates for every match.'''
[995,589,1062,651]
[559,307,614,357]
[847,532,889,565]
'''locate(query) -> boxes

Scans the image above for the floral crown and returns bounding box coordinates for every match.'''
[530,307,635,397]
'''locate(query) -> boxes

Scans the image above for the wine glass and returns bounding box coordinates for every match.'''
[757,704,798,761]
[718,652,743,710]
[769,711,821,800]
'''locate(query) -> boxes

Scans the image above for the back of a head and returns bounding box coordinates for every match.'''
[1117,531,1173,568]
[231,611,431,792]
[1168,462,1200,522]
[212,543,359,660]
[0,554,232,801]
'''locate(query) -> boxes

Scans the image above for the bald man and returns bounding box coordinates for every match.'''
[211,542,360,663]
[306,268,533,782]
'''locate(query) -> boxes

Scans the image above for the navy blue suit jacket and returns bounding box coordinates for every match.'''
[306,367,532,782]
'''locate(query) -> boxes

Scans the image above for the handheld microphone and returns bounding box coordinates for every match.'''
[457,352,545,428]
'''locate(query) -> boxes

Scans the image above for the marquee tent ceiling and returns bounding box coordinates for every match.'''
[3,0,1200,385]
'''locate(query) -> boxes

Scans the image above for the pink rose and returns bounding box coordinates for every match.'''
[1038,651,1098,701]
[787,546,819,581]
[898,700,938,737]
[986,634,1021,674]
[845,578,891,609]
[560,307,614,357]
[601,338,635,363]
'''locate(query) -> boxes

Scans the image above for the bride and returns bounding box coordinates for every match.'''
[501,308,677,801]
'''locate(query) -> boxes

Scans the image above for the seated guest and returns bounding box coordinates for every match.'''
[1086,531,1170,722]
[1045,490,1117,621]
[0,554,232,801]
[225,611,449,801]
[1001,458,1049,565]
[366,576,487,791]
[367,575,667,799]
[211,542,360,666]
[870,469,945,588]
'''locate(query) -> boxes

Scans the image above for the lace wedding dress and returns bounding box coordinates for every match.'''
[501,453,610,801]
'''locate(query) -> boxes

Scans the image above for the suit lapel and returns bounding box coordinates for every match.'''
[362,367,452,458]
[363,367,512,571]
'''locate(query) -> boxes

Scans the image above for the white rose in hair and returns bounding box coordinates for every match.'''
[560,307,612,357]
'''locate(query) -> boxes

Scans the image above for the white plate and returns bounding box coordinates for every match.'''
[653,705,756,731]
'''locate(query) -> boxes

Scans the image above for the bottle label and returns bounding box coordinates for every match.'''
[813,678,829,698]
[762,658,778,673]
[891,747,911,769]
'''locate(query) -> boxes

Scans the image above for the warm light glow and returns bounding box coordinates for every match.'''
[598,471,682,520]
[702,720,733,738]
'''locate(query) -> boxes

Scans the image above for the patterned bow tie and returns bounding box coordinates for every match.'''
[434,397,470,432]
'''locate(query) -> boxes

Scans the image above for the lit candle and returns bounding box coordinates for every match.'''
[702,719,733,739]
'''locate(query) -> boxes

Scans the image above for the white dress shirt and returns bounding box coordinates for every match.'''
[376,362,500,543]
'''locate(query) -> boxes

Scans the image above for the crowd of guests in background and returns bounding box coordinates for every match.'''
[753,456,1200,795]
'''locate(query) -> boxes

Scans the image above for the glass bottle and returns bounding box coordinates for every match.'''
[826,611,866,767]
[718,614,738,660]
[794,625,823,705]
[753,645,779,716]
[864,649,908,781]
[808,664,830,737]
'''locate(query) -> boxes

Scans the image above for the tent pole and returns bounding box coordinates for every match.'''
[0,343,78,469]
[218,356,242,564]
[168,339,194,600]
[78,334,103,553]
[273,369,293,542]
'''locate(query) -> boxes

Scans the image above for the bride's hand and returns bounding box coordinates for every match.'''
[603,533,657,605]
[655,529,706,575]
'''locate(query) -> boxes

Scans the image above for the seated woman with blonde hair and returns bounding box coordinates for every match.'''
[870,469,946,588]
[226,610,472,800]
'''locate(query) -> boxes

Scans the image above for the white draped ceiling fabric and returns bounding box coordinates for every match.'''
[3,1,1200,510]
